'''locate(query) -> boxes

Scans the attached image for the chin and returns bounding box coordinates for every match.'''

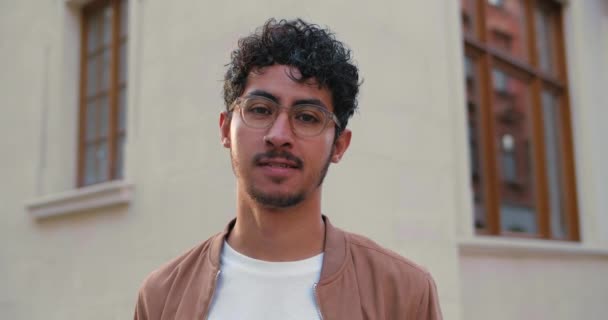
[248,186,306,209]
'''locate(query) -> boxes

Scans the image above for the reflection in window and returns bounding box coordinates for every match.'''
[501,204,537,233]
[486,0,529,62]
[491,29,512,51]
[488,0,505,7]
[461,0,578,240]
[542,91,567,239]
[500,134,517,183]
[535,0,559,75]
[492,69,509,94]
[465,57,474,81]
[464,56,487,231]
[461,0,478,38]
[492,69,538,234]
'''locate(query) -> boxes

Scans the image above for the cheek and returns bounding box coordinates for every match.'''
[229,120,240,141]
[231,125,261,157]
[321,133,336,157]
[306,141,334,167]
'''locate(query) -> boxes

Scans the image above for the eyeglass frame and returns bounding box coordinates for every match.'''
[228,95,341,137]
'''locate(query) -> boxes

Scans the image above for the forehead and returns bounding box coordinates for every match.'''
[243,65,334,111]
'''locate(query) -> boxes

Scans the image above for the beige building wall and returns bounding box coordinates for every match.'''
[0,0,606,319]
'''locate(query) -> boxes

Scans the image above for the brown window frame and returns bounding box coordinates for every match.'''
[78,0,127,187]
[462,0,580,241]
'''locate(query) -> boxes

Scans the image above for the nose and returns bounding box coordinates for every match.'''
[264,110,294,148]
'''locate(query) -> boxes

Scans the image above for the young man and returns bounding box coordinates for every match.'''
[134,18,442,320]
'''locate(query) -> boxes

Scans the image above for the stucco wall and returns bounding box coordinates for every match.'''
[460,250,608,320]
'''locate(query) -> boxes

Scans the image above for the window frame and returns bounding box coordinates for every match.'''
[462,0,579,241]
[77,0,126,187]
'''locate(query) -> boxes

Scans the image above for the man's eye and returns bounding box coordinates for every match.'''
[247,105,273,115]
[295,111,321,124]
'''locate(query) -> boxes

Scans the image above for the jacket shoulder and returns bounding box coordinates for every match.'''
[135,233,220,318]
[344,231,442,319]
[140,233,219,291]
[345,231,433,283]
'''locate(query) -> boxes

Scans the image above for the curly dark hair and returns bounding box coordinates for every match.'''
[223,18,360,137]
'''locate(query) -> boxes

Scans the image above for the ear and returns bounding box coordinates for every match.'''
[219,112,231,148]
[331,129,352,163]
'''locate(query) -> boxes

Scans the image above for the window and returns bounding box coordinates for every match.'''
[460,0,579,240]
[488,0,505,8]
[492,69,508,93]
[500,134,516,183]
[79,0,128,187]
[491,29,512,51]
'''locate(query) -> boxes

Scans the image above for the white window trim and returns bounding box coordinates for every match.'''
[26,180,134,219]
[458,236,608,258]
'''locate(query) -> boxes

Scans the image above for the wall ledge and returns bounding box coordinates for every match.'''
[458,236,608,258]
[26,180,134,219]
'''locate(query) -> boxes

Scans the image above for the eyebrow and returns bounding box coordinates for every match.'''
[294,98,327,109]
[246,90,328,110]
[246,90,279,103]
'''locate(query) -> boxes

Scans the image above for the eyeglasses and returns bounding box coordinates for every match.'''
[230,96,340,137]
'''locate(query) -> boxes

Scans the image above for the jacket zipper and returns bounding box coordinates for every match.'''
[204,269,221,320]
[313,283,324,320]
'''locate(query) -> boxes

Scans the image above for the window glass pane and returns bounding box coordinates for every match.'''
[486,0,529,62]
[461,0,478,38]
[119,42,127,84]
[82,1,129,186]
[86,54,99,96]
[120,0,128,37]
[535,0,558,75]
[492,67,537,234]
[100,49,111,91]
[492,69,508,92]
[99,95,109,137]
[114,135,125,179]
[84,144,97,186]
[87,12,101,53]
[102,6,113,46]
[464,56,487,230]
[85,100,97,141]
[119,88,127,131]
[500,133,517,182]
[97,141,109,181]
[542,91,567,239]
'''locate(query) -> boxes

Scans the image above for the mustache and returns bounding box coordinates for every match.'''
[253,150,304,169]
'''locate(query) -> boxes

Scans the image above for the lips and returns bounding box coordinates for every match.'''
[254,151,303,180]
[254,151,303,169]
[258,158,300,169]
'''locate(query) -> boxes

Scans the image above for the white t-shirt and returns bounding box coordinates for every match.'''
[207,241,324,320]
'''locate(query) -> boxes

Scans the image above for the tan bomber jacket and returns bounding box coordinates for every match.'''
[134,216,443,320]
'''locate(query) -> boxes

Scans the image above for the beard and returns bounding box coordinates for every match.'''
[231,147,334,209]
[248,186,305,208]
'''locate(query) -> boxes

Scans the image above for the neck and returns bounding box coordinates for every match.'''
[227,186,325,262]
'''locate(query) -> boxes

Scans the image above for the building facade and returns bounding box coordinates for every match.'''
[1,0,607,319]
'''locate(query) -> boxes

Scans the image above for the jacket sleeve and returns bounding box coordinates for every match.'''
[134,290,148,320]
[415,274,443,320]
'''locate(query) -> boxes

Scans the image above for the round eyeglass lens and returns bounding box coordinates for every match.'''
[291,106,327,136]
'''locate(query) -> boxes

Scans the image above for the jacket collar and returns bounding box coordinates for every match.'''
[206,215,347,282]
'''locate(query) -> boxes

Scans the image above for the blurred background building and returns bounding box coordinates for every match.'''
[1,0,607,319]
